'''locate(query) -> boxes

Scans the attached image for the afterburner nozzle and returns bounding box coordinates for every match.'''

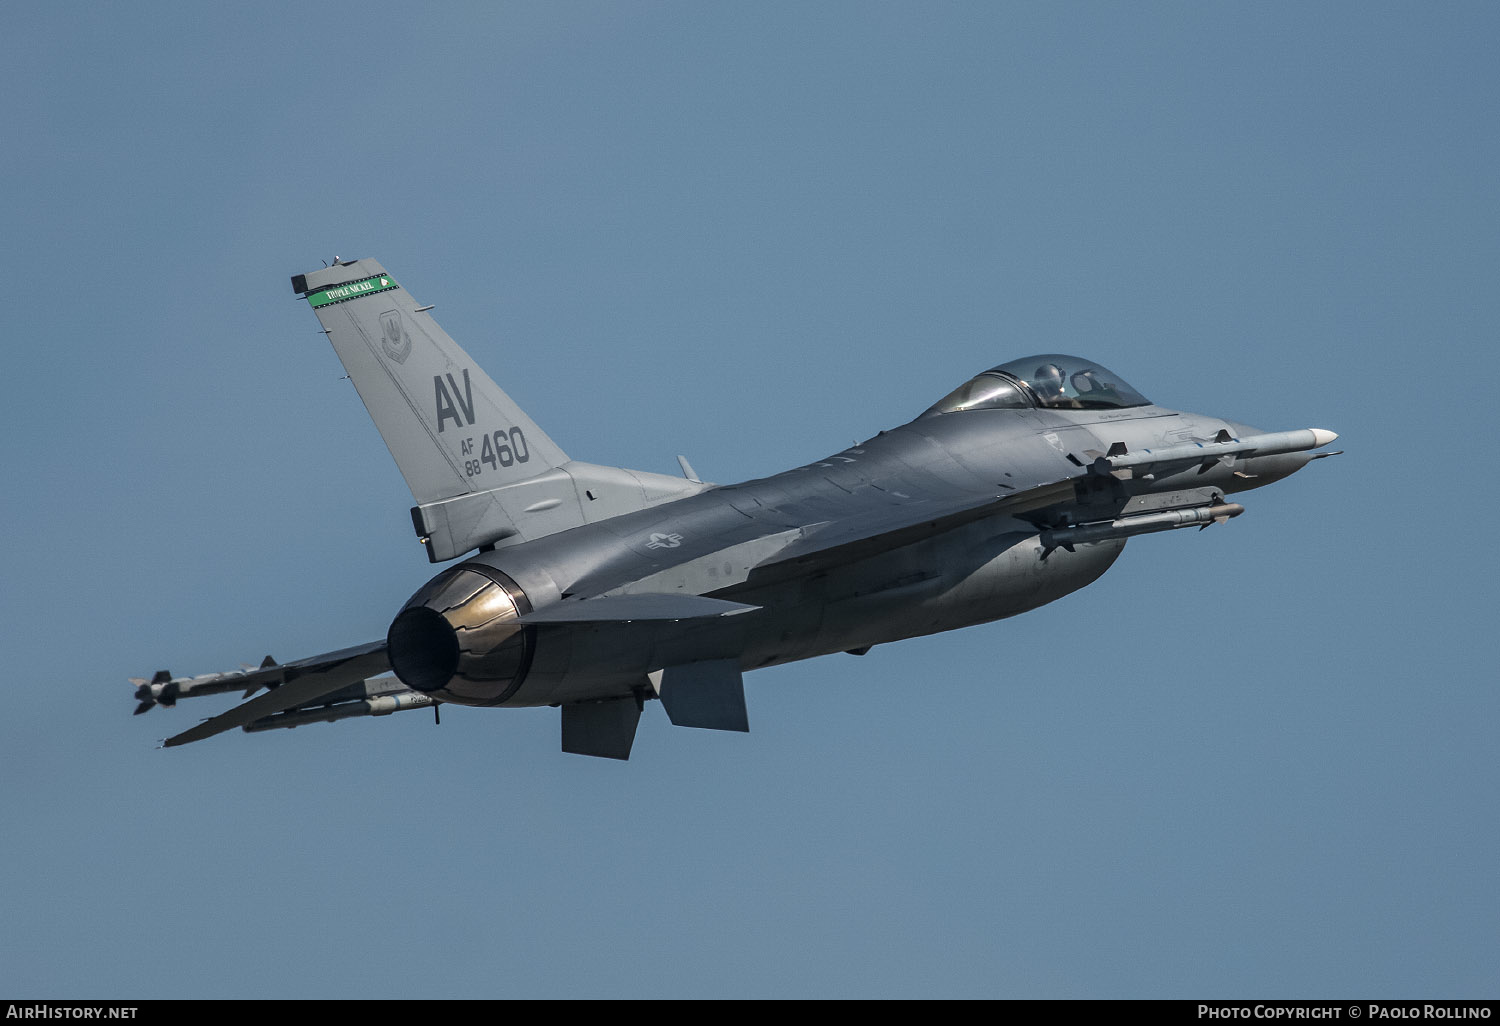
[386,566,533,707]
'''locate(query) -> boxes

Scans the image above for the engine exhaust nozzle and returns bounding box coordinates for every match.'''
[386,565,533,707]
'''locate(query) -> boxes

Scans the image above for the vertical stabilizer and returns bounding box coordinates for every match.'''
[293,259,568,506]
[293,259,706,562]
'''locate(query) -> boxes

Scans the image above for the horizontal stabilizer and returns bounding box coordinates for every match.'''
[162,642,389,747]
[652,659,749,732]
[518,594,758,624]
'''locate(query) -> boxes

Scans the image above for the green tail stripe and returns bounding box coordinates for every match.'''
[307,274,400,308]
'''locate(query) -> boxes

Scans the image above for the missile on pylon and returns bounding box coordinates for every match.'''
[1040,502,1244,557]
[1087,429,1339,480]
[243,691,437,734]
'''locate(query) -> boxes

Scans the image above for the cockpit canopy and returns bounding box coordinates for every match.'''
[920,354,1150,417]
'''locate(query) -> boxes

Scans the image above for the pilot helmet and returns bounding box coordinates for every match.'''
[1033,363,1066,398]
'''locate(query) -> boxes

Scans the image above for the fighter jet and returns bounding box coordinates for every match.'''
[133,257,1340,759]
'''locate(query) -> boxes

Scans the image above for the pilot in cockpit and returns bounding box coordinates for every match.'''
[1033,363,1079,408]
[1033,363,1066,399]
[917,355,1151,419]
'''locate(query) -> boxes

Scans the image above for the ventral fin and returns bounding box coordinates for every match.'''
[650,660,748,732]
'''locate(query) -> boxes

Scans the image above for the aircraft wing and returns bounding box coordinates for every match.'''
[517,593,758,624]
[746,477,1079,581]
[161,641,390,748]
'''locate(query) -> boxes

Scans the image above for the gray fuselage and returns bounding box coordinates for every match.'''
[401,399,1288,709]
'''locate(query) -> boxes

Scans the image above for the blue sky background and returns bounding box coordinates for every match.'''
[2,1,1496,999]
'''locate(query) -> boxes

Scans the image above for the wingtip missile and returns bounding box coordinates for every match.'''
[128,660,286,715]
[1093,428,1343,484]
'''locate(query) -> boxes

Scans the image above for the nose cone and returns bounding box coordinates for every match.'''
[1224,423,1341,492]
[386,566,534,707]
